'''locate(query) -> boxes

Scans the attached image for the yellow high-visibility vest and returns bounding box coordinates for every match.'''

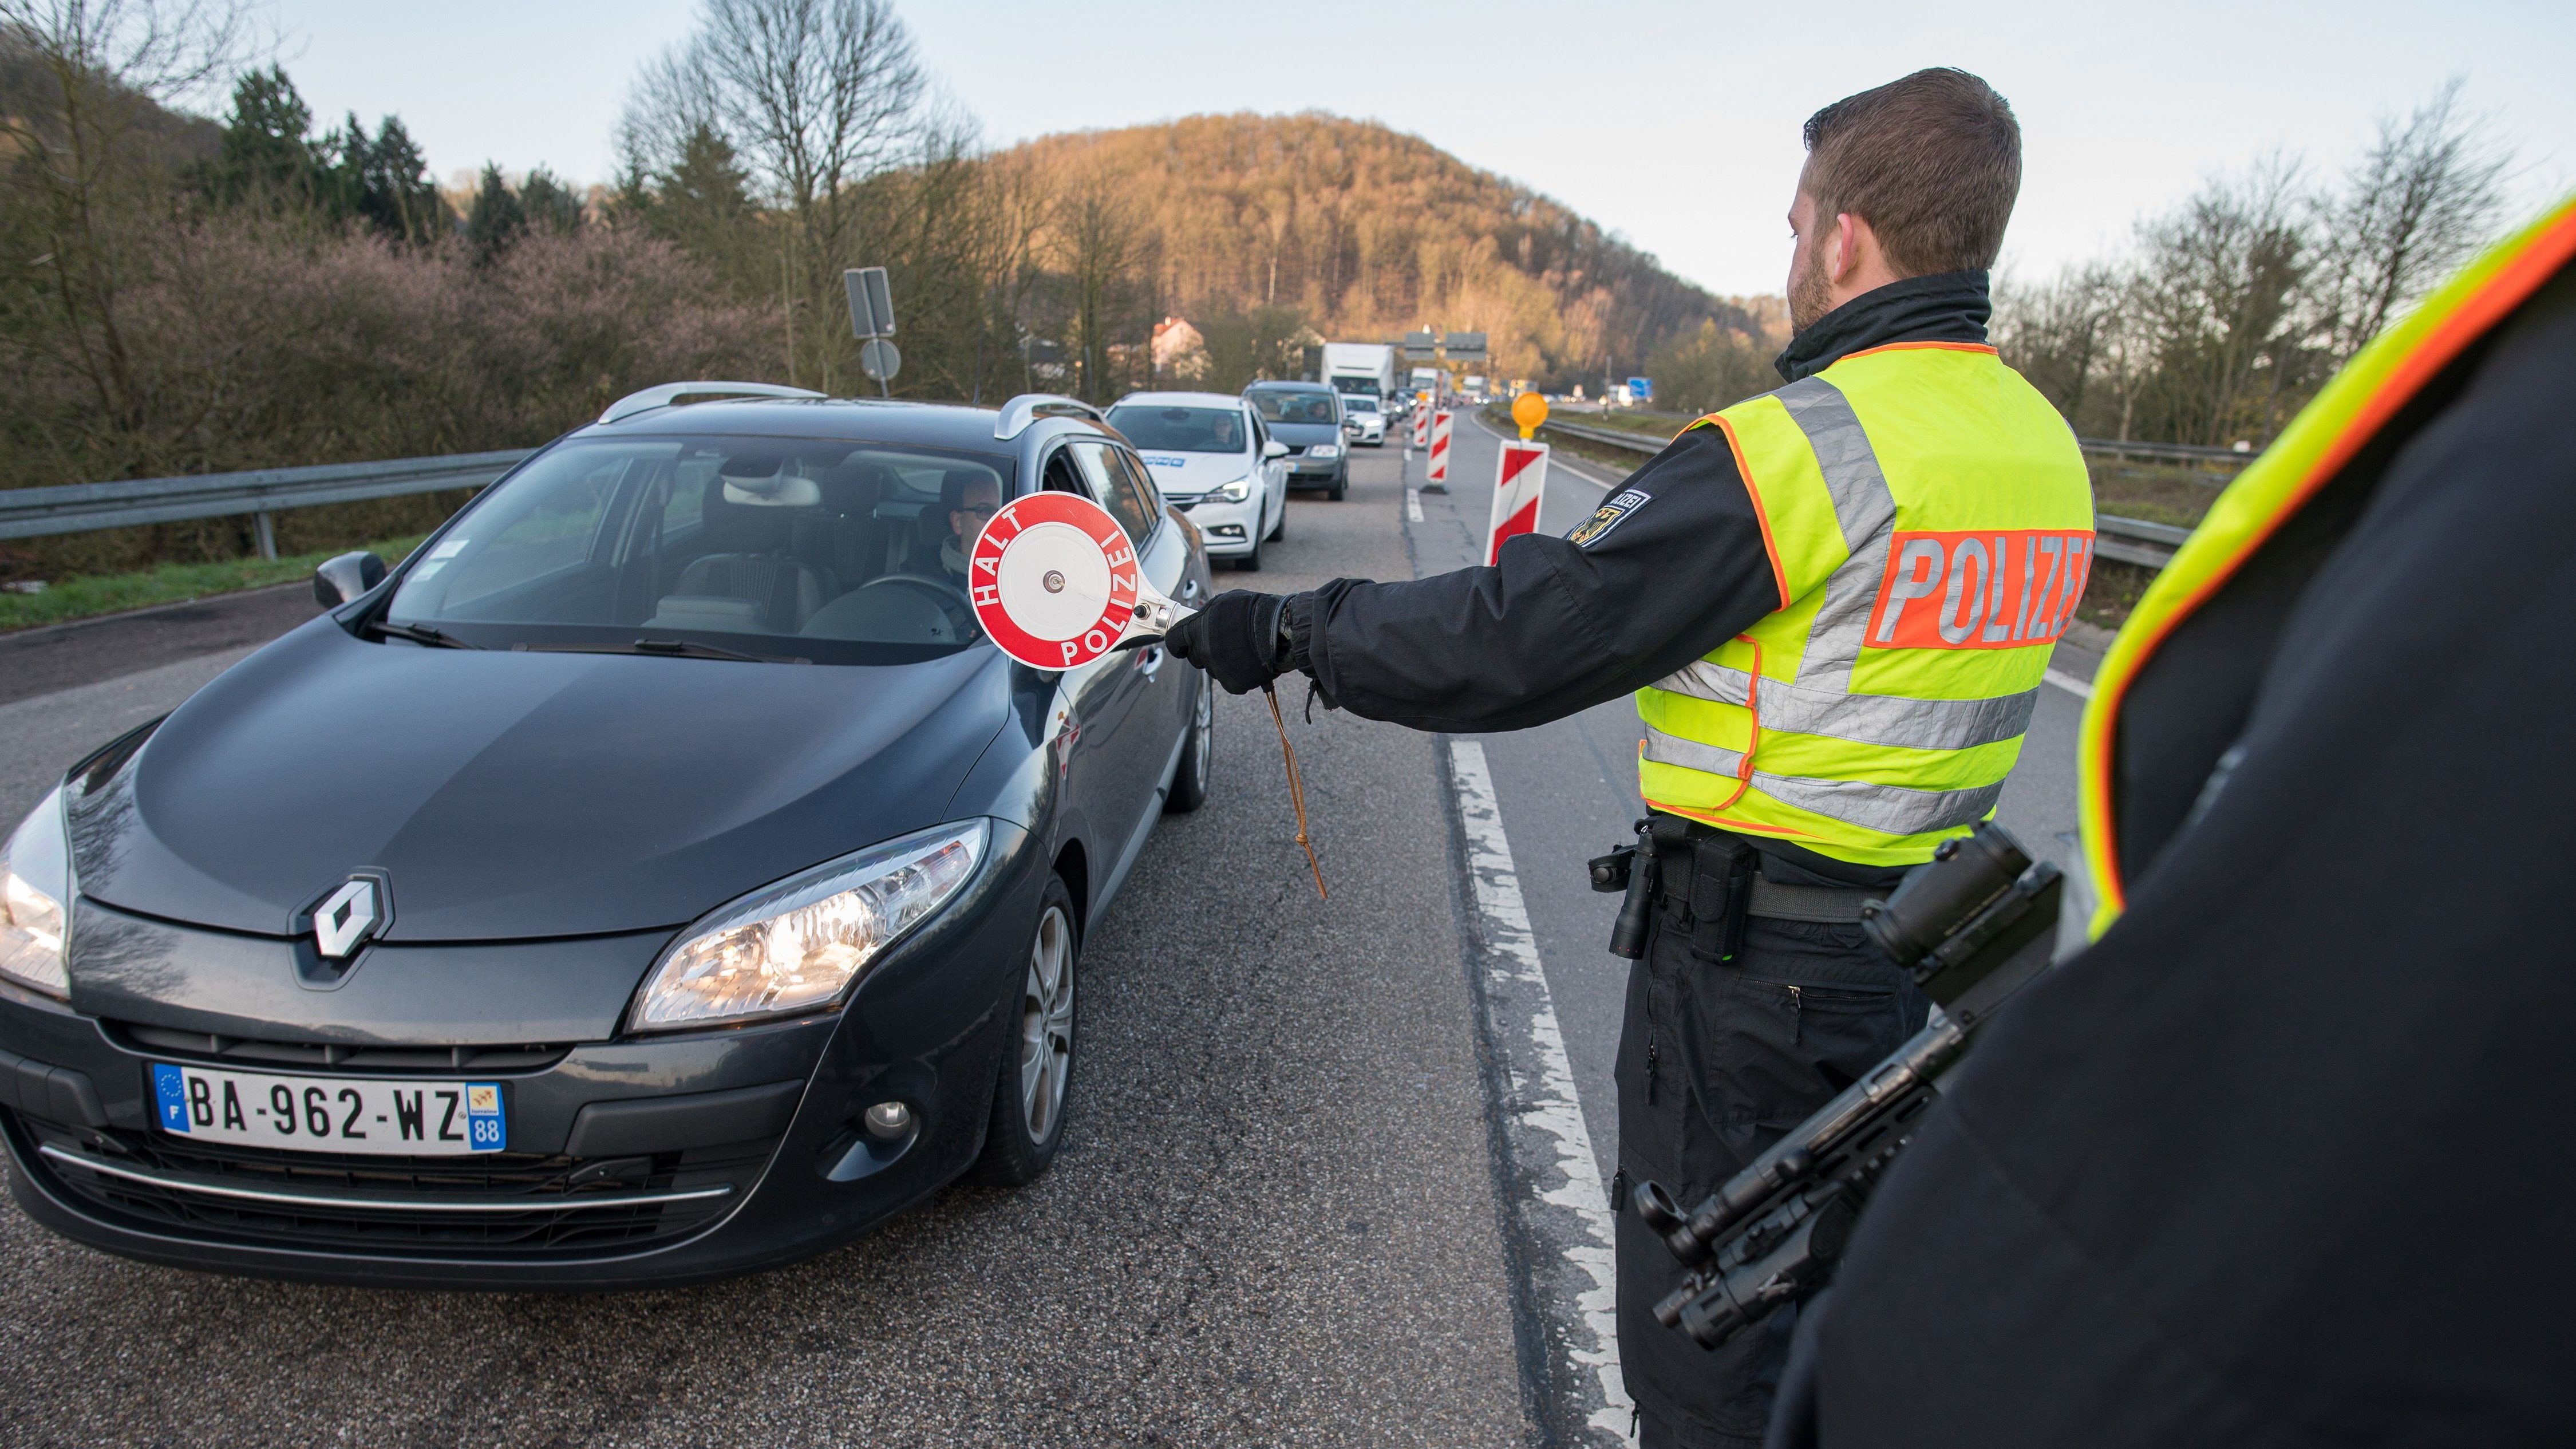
[2080,195,2576,935]
[1637,340,2094,866]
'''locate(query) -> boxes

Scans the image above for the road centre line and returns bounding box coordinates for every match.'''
[1447,740,1635,1446]
[1408,487,1425,522]
[2044,668,2094,698]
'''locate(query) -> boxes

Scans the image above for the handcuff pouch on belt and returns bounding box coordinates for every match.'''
[1590,816,1755,964]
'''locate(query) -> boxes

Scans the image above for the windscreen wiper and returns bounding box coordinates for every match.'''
[365,620,479,649]
[511,638,811,665]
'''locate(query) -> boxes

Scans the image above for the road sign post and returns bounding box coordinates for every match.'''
[1486,440,1550,565]
[844,266,899,397]
[1425,410,1452,492]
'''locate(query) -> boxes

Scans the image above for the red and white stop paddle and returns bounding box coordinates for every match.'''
[969,488,1325,900]
[968,491,1192,670]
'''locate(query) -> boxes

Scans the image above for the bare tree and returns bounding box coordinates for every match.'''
[620,0,924,392]
[2314,79,2514,362]
[2122,155,2322,446]
[0,0,251,461]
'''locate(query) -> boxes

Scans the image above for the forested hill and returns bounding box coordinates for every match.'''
[1000,112,1747,386]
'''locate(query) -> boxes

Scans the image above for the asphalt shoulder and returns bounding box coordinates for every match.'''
[0,583,317,706]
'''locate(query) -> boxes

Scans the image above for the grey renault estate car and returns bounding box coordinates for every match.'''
[0,383,1216,1289]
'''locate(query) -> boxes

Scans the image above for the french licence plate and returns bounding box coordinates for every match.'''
[150,1064,505,1156]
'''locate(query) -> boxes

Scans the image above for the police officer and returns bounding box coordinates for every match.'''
[1767,199,2576,1446]
[1167,68,2092,1447]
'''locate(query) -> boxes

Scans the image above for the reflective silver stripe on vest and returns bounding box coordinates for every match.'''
[1649,660,2040,751]
[1642,727,2002,838]
[1773,377,1897,694]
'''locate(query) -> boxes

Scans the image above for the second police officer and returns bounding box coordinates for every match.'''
[1164,68,2096,1447]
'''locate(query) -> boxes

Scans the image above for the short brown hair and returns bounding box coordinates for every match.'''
[1801,69,2021,276]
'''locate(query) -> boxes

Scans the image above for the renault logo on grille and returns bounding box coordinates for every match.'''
[312,877,384,958]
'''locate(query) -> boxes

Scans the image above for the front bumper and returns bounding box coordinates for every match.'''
[1287,457,1344,487]
[0,820,1042,1290]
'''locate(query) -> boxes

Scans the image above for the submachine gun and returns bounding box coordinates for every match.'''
[1630,822,2065,1351]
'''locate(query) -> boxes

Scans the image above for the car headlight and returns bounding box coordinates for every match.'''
[1308,444,1341,459]
[0,785,70,1000]
[629,820,988,1032]
[1214,476,1253,503]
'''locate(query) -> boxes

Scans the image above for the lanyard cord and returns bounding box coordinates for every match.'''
[1263,682,1326,899]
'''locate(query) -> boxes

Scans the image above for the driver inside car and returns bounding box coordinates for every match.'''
[923,473,999,594]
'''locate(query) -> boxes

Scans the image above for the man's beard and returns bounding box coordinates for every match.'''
[1788,243,1835,334]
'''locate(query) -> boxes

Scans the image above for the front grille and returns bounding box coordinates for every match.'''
[11,1112,769,1258]
[109,1021,567,1075]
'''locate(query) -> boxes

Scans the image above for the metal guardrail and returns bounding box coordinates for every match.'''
[1532,415,2188,570]
[0,450,533,558]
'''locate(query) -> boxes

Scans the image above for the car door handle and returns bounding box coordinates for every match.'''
[1180,577,1203,603]
[1137,645,1165,677]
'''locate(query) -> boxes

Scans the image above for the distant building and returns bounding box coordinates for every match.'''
[1152,316,1211,383]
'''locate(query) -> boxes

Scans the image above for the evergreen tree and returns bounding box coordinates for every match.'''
[465,163,527,263]
[210,66,324,210]
[645,125,754,246]
[329,114,448,244]
[517,167,586,235]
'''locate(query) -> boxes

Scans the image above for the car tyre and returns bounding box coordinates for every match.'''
[1266,496,1285,542]
[1165,677,1215,814]
[1235,534,1262,571]
[968,876,1079,1187]
[1329,467,1348,502]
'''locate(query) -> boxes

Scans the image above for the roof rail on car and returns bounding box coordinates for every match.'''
[598,382,827,425]
[994,394,1105,440]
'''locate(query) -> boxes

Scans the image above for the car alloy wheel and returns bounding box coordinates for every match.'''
[1167,677,1214,813]
[1019,903,1074,1143]
[971,879,1080,1186]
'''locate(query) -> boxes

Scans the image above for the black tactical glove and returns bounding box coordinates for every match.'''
[1165,590,1290,694]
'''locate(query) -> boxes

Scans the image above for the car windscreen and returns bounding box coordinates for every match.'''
[1105,405,1246,453]
[1249,391,1338,424]
[1341,396,1381,413]
[382,437,1013,663]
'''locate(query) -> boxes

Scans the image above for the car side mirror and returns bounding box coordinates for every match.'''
[314,551,387,608]
[1262,440,1289,459]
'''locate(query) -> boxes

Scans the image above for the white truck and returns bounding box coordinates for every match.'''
[1323,343,1398,406]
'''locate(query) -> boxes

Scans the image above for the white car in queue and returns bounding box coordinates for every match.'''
[1105,392,1291,571]
[1339,393,1388,447]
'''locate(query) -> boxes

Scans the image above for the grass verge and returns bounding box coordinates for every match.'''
[0,535,426,634]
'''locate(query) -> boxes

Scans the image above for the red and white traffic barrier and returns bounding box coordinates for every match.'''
[1485,440,1549,565]
[1425,410,1452,491]
[1411,398,1432,449]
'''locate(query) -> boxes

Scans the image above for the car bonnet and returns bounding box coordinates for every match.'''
[1134,448,1254,501]
[64,617,1016,942]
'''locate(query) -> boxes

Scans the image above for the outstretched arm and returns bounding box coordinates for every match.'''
[1278,428,1789,733]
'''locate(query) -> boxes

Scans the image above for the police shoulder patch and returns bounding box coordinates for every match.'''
[1568,488,1651,548]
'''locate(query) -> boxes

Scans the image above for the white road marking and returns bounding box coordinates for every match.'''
[1407,488,1425,522]
[1448,740,1635,1446]
[2044,667,2094,698]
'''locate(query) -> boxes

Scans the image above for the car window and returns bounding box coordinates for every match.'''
[1065,440,1157,544]
[385,437,1013,662]
[1249,390,1340,425]
[415,452,626,612]
[1111,448,1164,523]
[1105,405,1246,453]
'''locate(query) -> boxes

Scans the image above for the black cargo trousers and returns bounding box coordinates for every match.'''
[1610,827,1929,1448]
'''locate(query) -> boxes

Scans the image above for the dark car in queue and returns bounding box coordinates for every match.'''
[0,384,1218,1289]
[1244,381,1348,501]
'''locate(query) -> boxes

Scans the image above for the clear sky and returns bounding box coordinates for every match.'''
[261,0,2573,297]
